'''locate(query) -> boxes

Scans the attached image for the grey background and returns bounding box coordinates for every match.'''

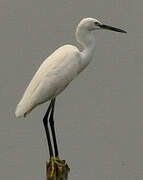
[0,0,142,179]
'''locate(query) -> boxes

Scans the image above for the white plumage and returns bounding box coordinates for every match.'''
[15,18,126,117]
[16,45,81,117]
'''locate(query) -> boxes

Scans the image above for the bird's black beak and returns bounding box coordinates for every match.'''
[99,24,127,33]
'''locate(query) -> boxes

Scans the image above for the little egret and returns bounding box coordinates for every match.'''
[15,18,126,174]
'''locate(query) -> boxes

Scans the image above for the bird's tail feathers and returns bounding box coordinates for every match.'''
[15,99,34,118]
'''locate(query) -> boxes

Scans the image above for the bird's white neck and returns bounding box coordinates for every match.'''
[82,41,96,60]
[76,27,96,71]
[79,40,96,72]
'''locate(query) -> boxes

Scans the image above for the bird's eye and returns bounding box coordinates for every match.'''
[94,22,100,26]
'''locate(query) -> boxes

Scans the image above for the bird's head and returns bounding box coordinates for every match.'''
[76,17,127,47]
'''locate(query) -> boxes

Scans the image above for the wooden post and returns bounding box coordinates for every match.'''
[46,159,70,180]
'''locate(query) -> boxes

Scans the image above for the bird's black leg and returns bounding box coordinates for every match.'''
[49,98,59,157]
[43,101,54,158]
[46,98,70,180]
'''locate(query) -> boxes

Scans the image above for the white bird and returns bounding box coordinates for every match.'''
[15,18,126,118]
[15,18,126,163]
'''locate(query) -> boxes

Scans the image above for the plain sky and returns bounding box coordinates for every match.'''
[0,0,143,179]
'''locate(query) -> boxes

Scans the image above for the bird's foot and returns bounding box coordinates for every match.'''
[46,157,70,180]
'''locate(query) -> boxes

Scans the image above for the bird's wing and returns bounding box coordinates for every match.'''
[16,45,81,117]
